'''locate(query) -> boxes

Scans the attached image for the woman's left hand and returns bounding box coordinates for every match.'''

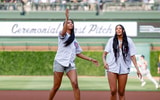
[90,59,99,67]
[137,70,142,79]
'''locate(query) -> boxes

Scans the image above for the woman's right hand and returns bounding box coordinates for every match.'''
[104,63,109,70]
[65,8,69,20]
[61,9,69,36]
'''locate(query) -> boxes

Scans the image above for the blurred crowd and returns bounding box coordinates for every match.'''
[0,0,160,11]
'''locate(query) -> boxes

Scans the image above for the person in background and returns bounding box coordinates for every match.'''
[40,0,48,10]
[102,24,142,100]
[4,0,17,10]
[138,55,159,89]
[20,0,26,15]
[95,0,100,15]
[48,9,99,100]
[157,54,160,86]
[50,0,56,10]
[157,54,160,74]
[88,0,96,11]
[31,0,39,11]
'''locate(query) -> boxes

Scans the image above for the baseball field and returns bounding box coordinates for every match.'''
[0,76,160,100]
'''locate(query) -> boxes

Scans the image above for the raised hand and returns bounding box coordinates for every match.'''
[65,8,69,20]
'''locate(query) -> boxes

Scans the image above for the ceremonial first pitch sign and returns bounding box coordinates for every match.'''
[0,22,137,37]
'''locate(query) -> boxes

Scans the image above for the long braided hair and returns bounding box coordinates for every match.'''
[113,24,129,62]
[64,19,75,47]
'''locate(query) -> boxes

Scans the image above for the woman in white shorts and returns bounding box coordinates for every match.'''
[102,24,142,100]
[48,9,99,100]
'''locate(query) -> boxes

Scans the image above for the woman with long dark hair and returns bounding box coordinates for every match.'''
[102,24,142,100]
[49,9,99,100]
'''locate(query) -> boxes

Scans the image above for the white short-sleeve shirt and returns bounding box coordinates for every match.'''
[55,32,82,67]
[104,37,136,74]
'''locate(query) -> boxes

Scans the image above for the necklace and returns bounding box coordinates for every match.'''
[118,40,122,48]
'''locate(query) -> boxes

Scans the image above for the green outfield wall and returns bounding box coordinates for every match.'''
[0,11,160,76]
[0,51,159,76]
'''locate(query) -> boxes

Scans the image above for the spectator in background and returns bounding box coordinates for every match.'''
[95,0,104,15]
[32,0,39,11]
[20,0,27,15]
[80,0,89,11]
[142,0,149,10]
[143,0,155,10]
[60,0,66,10]
[99,0,104,11]
[50,0,56,10]
[4,0,17,10]
[120,0,126,10]
[95,0,100,15]
[138,55,159,89]
[40,0,48,10]
[88,0,96,11]
[71,0,78,10]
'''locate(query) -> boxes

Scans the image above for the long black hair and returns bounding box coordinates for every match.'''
[64,19,75,47]
[113,24,129,62]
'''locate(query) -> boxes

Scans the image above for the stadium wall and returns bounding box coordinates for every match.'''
[0,11,160,51]
[0,11,160,76]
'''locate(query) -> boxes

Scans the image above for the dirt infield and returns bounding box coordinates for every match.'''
[0,90,160,100]
[0,46,104,51]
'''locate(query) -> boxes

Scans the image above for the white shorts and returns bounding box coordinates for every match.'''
[141,69,150,76]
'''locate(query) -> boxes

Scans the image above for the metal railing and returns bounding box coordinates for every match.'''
[0,2,160,11]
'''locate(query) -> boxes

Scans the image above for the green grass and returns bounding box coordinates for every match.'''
[0,76,159,91]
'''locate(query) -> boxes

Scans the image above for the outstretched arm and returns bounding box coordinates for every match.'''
[76,53,99,67]
[61,9,69,37]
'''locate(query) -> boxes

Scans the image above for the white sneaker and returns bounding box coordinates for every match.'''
[141,82,146,87]
[155,84,159,89]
